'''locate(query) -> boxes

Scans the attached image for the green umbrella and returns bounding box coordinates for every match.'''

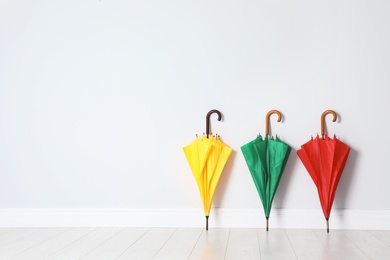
[241,110,291,231]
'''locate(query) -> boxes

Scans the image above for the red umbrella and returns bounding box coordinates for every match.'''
[297,110,350,232]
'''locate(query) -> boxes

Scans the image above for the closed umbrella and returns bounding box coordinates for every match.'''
[241,110,291,231]
[297,110,350,232]
[183,109,232,230]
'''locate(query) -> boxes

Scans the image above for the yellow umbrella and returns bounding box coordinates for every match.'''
[183,110,232,230]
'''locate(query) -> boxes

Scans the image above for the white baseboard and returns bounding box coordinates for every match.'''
[0,208,389,230]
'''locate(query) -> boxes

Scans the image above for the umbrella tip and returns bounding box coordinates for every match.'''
[206,216,209,231]
[326,218,329,233]
[266,217,269,232]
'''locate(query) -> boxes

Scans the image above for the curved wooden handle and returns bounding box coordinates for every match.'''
[321,110,337,138]
[265,110,282,136]
[206,109,222,138]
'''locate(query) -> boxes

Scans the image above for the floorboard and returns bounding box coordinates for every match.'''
[0,228,41,248]
[343,230,390,260]
[0,228,16,238]
[313,229,369,260]
[81,228,149,260]
[116,228,176,260]
[189,228,230,260]
[9,228,95,260]
[258,229,296,260]
[225,228,260,260]
[44,228,121,260]
[284,229,326,260]
[153,228,203,260]
[370,230,390,246]
[0,228,67,259]
[1,228,389,260]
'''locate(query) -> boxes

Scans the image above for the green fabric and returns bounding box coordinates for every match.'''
[241,136,291,218]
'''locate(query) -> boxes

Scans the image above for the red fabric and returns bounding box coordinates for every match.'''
[297,135,350,219]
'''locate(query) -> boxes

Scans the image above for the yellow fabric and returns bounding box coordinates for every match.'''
[183,135,232,216]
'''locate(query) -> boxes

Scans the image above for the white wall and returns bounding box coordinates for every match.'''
[1,1,390,227]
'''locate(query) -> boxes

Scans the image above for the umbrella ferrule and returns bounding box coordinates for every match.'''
[326,218,329,233]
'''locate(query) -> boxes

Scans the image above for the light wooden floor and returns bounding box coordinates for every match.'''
[0,228,389,259]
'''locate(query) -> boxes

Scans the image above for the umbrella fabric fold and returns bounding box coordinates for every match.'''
[201,135,232,216]
[183,136,211,204]
[297,110,350,232]
[297,134,350,220]
[183,135,232,229]
[240,110,291,231]
[241,135,291,228]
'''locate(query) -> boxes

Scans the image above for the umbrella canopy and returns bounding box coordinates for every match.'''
[241,110,291,231]
[297,110,350,232]
[183,110,232,230]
